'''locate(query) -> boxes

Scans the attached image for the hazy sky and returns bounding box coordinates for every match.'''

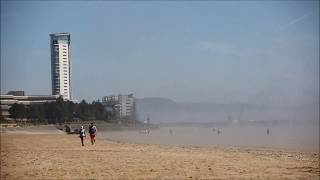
[1,1,319,105]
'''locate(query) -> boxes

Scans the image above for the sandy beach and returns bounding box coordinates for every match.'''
[1,127,319,180]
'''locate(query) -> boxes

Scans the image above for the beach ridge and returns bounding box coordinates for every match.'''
[1,129,319,179]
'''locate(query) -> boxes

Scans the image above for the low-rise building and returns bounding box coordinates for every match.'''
[102,94,135,118]
[0,92,59,119]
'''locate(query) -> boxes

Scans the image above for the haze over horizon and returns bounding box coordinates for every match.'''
[1,1,319,107]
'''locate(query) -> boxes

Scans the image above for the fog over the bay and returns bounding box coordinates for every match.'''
[1,1,318,124]
[1,1,319,154]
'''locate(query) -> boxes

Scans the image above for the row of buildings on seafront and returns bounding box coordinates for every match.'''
[1,33,71,120]
[0,92,136,120]
[1,32,136,121]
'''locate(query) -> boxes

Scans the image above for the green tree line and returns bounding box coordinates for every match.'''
[8,97,116,124]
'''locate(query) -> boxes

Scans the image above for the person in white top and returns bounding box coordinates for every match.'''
[79,126,86,146]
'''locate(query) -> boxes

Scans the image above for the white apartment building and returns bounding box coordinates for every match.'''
[119,94,135,117]
[102,94,135,118]
[50,33,71,100]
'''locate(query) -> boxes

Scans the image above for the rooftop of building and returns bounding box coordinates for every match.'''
[1,91,59,100]
[50,32,70,36]
[0,94,59,100]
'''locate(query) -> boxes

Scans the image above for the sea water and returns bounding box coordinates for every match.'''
[100,122,319,152]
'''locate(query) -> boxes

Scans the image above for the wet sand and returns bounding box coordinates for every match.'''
[1,128,319,179]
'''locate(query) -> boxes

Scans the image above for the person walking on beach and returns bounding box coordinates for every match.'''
[89,122,97,145]
[79,126,86,146]
[169,128,173,136]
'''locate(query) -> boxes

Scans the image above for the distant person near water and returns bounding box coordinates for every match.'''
[79,126,86,146]
[89,123,97,145]
[169,128,173,136]
[217,128,221,135]
[267,128,270,135]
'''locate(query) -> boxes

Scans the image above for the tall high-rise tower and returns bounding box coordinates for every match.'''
[50,33,71,100]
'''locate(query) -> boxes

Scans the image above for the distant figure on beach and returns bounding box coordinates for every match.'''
[217,128,221,135]
[169,128,173,136]
[79,126,86,146]
[139,129,149,134]
[144,128,150,134]
[267,128,270,135]
[89,123,97,145]
[65,125,71,133]
[141,120,150,135]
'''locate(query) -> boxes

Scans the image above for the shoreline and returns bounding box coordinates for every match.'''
[103,136,319,155]
[1,124,319,154]
[1,127,319,179]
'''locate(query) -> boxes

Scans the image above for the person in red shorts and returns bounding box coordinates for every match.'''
[89,122,97,145]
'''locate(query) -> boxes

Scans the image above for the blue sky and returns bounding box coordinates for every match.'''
[1,1,319,105]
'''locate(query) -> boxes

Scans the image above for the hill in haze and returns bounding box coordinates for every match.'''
[135,97,318,124]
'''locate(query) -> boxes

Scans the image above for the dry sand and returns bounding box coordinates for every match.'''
[1,127,319,180]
